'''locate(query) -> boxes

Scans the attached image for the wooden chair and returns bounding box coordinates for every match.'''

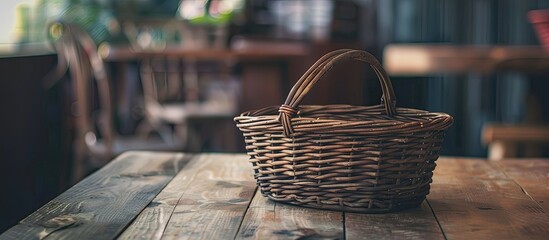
[138,57,239,151]
[482,124,549,160]
[49,21,185,182]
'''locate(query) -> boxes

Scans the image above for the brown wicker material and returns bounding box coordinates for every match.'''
[234,49,453,213]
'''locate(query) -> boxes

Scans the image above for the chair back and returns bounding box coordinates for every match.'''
[140,58,239,114]
[141,58,189,103]
[50,21,115,156]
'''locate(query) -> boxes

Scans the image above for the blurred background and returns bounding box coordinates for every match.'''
[2,0,549,232]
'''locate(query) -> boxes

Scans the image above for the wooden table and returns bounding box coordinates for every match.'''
[99,41,309,62]
[383,44,549,75]
[100,41,309,129]
[2,152,549,239]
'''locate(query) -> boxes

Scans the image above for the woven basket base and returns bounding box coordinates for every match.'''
[262,184,430,214]
[266,196,426,213]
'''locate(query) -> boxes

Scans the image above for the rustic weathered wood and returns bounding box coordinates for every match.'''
[121,154,257,240]
[4,152,549,240]
[495,160,549,212]
[236,189,344,240]
[117,154,206,240]
[345,201,444,240]
[428,158,549,240]
[0,151,188,240]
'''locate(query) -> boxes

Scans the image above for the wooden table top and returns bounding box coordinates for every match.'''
[100,40,309,62]
[2,152,549,239]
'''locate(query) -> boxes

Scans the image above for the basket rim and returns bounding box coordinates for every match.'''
[235,104,453,135]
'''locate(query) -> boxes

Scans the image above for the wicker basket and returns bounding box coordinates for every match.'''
[234,49,453,213]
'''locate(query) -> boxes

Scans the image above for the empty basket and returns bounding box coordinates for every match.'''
[234,49,453,213]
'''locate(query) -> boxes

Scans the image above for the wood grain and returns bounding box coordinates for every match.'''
[428,158,549,240]
[494,160,549,212]
[235,189,344,240]
[4,151,549,240]
[0,151,188,240]
[345,201,444,240]
[121,154,257,240]
[117,154,204,240]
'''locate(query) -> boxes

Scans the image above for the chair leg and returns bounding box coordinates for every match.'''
[488,141,517,161]
[175,124,189,149]
[137,119,179,144]
[178,123,203,152]
[524,143,543,158]
[72,139,88,184]
[135,120,154,139]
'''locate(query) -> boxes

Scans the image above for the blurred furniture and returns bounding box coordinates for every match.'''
[482,124,549,160]
[529,9,549,51]
[384,44,549,158]
[100,39,308,151]
[139,57,238,151]
[101,39,308,110]
[51,21,185,181]
[3,151,549,239]
[384,44,549,75]
[0,53,62,233]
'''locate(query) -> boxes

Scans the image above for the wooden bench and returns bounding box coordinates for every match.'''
[482,124,549,160]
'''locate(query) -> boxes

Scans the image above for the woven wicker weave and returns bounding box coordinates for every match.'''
[234,49,453,213]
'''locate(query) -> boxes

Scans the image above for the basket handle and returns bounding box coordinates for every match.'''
[278,49,397,136]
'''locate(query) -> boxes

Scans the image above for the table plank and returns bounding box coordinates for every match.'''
[123,154,256,240]
[428,158,549,240]
[494,160,549,212]
[0,151,188,240]
[5,151,549,240]
[345,202,444,240]
[117,154,204,240]
[236,189,344,240]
